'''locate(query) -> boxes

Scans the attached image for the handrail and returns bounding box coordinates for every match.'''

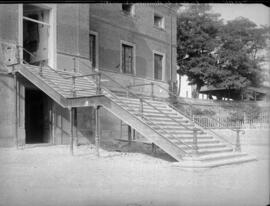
[17,45,48,62]
[78,62,193,152]
[152,83,241,146]
[15,48,192,153]
[127,83,153,88]
[21,61,69,97]
[74,72,192,154]
[99,71,196,132]
[99,83,192,154]
[154,83,239,131]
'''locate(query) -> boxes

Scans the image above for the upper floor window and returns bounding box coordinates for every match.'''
[89,32,98,69]
[122,4,134,16]
[154,14,164,29]
[121,42,135,75]
[154,52,165,81]
[23,4,50,65]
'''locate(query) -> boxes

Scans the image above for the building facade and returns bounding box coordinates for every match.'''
[0,3,178,147]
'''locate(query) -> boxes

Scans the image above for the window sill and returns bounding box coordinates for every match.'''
[153,25,166,32]
[121,11,136,18]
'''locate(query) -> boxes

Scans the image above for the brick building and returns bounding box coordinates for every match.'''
[0,3,255,167]
[0,3,178,147]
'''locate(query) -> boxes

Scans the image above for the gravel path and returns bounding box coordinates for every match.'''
[0,129,269,206]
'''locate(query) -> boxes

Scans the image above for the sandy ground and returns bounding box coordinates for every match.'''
[0,129,269,206]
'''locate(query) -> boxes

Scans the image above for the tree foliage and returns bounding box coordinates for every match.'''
[177,4,270,99]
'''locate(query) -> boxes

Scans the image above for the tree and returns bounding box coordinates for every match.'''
[177,4,270,99]
[177,4,223,94]
[215,17,269,90]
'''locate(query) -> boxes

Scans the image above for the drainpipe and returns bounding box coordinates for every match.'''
[170,5,173,88]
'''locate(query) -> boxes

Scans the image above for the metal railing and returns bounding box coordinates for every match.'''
[141,82,244,151]
[15,47,198,156]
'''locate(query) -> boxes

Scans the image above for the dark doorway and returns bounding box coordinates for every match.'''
[25,88,51,144]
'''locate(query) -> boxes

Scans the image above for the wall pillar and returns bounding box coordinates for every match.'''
[95,105,101,157]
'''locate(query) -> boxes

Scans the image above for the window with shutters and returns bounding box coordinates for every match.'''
[121,42,135,75]
[154,52,164,80]
[89,34,97,68]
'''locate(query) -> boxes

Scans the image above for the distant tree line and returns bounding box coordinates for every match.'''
[177,4,270,100]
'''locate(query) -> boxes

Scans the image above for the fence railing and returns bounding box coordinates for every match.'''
[193,113,270,129]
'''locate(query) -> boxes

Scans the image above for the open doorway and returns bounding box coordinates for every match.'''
[23,4,50,65]
[25,88,51,144]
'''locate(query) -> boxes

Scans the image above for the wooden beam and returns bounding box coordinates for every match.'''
[23,16,50,26]
[16,65,68,108]
[95,106,101,157]
[128,125,131,145]
[70,108,74,156]
[51,102,55,145]
[14,74,19,149]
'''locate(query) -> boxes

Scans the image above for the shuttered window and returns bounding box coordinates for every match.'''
[89,34,96,68]
[154,53,163,80]
[122,44,134,74]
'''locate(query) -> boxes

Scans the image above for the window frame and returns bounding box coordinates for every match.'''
[89,31,99,70]
[19,4,57,68]
[120,40,136,75]
[121,3,135,17]
[153,13,165,29]
[153,50,165,81]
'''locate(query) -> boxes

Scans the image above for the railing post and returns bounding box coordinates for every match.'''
[14,73,19,149]
[96,73,101,95]
[192,128,199,156]
[72,74,76,97]
[139,98,144,118]
[39,60,44,76]
[69,107,74,156]
[126,85,130,98]
[16,45,22,64]
[151,82,154,100]
[95,105,101,157]
[235,128,241,152]
[73,57,76,73]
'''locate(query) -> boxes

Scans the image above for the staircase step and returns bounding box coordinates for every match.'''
[162,134,213,139]
[177,155,256,168]
[116,100,168,109]
[181,139,219,144]
[192,152,249,162]
[202,155,256,167]
[147,116,184,121]
[197,147,233,154]
[177,142,227,149]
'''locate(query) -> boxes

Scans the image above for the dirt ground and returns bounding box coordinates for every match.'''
[0,129,269,206]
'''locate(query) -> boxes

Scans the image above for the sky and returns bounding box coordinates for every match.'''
[210,4,270,27]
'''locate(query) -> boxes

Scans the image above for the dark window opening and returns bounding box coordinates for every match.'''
[89,34,96,68]
[154,53,163,80]
[154,14,164,28]
[23,5,49,66]
[122,44,134,74]
[122,4,133,16]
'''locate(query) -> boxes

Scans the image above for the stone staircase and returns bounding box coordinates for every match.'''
[109,96,256,167]
[15,64,256,168]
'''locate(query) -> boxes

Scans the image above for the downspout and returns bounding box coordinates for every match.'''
[170,5,173,88]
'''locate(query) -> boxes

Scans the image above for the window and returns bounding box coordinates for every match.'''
[122,4,134,16]
[23,5,50,65]
[89,32,98,69]
[154,14,164,29]
[21,4,56,67]
[154,52,164,80]
[121,42,135,74]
